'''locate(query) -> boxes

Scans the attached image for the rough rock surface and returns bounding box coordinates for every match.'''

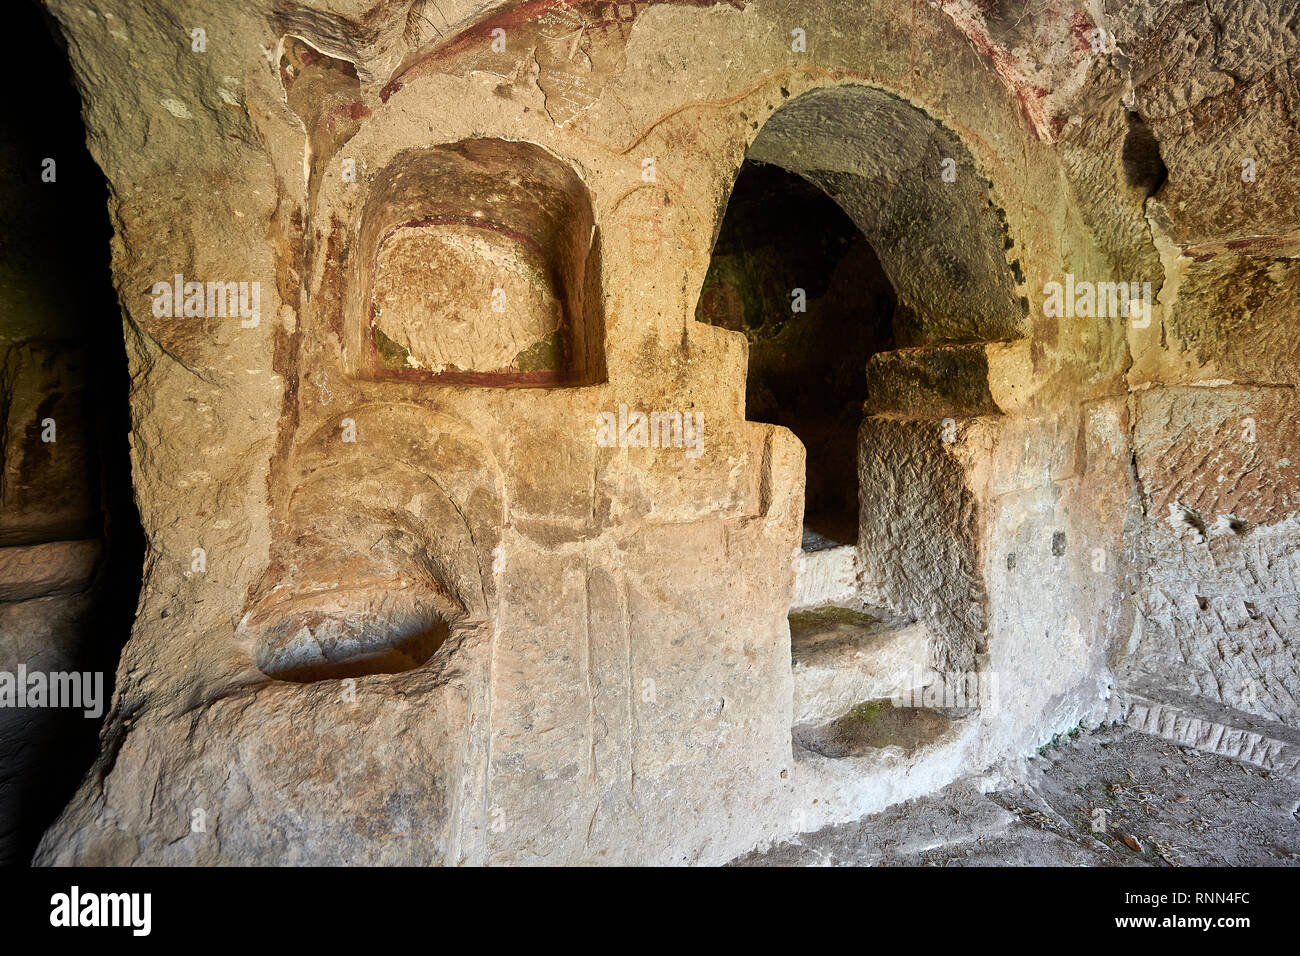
[11,0,1297,864]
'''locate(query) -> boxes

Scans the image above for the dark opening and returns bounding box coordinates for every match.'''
[1122,110,1168,198]
[248,587,450,683]
[696,161,896,551]
[0,2,145,864]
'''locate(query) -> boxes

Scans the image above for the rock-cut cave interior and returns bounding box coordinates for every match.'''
[1,0,1298,876]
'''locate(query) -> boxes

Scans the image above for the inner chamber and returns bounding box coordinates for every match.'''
[696,160,895,552]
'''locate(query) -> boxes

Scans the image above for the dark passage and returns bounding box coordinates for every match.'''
[0,2,145,865]
[696,161,896,551]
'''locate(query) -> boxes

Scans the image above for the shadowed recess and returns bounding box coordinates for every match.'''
[348,138,605,386]
[248,584,450,682]
[697,160,895,550]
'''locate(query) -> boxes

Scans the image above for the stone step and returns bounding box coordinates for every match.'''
[1116,684,1300,781]
[0,539,101,602]
[794,698,959,759]
[790,603,929,726]
[791,545,858,609]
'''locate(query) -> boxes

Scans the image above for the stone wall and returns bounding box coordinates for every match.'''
[20,0,1298,863]
[1110,0,1300,726]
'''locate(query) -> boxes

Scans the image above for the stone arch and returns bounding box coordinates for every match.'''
[698,81,1029,688]
[742,84,1026,347]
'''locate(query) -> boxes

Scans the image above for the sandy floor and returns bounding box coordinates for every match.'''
[733,724,1300,866]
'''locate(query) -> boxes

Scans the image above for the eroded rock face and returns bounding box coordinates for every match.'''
[1128,387,1300,722]
[20,0,1299,864]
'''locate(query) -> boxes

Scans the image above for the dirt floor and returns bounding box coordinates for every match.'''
[733,724,1300,866]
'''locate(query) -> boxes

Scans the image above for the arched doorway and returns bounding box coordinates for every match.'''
[698,84,1027,759]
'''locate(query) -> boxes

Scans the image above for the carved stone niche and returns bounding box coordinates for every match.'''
[238,404,505,684]
[345,138,605,386]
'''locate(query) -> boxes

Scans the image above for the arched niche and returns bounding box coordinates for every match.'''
[346,139,606,386]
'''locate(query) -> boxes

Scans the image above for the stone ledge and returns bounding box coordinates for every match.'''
[864,340,1032,418]
[1116,686,1300,781]
[790,605,928,726]
[0,539,101,603]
